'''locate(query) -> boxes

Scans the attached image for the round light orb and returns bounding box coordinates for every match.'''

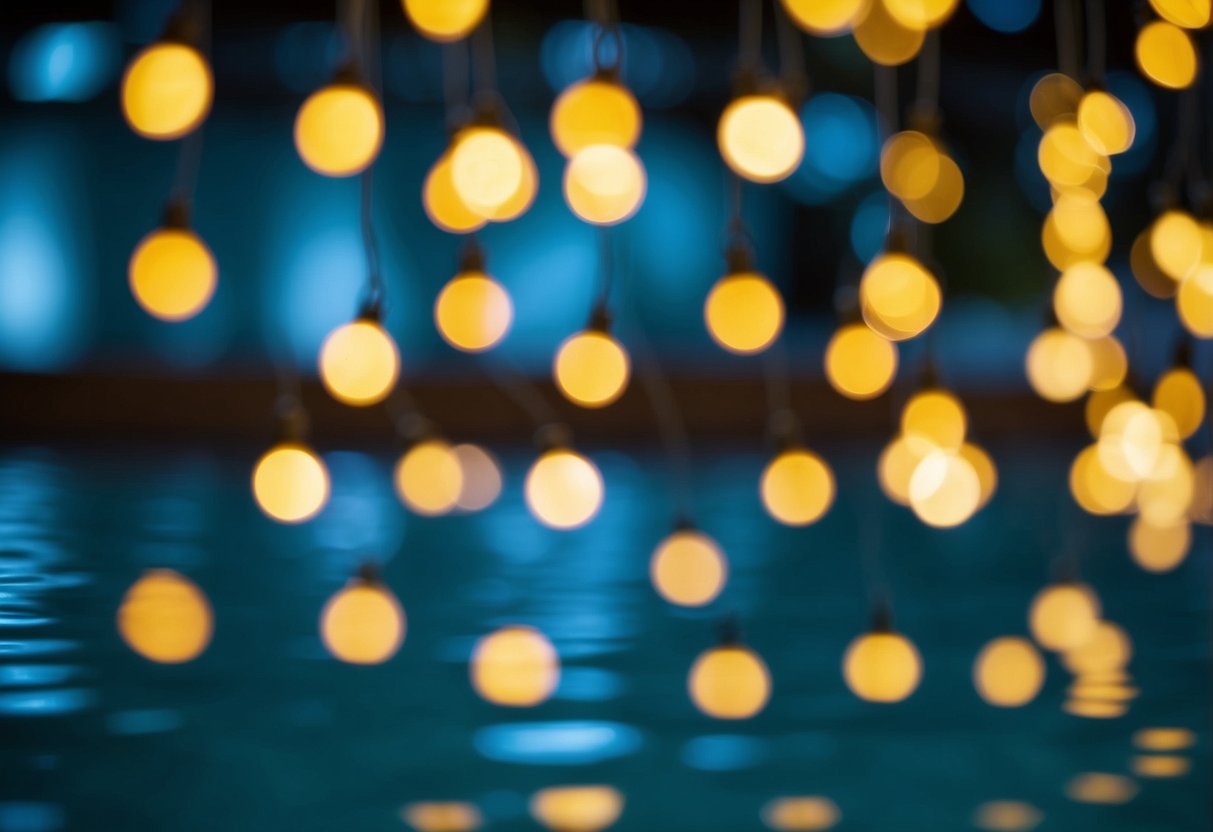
[252,442,330,523]
[452,443,502,512]
[1086,336,1128,392]
[901,389,966,452]
[530,786,623,832]
[1077,90,1135,155]
[1025,327,1093,403]
[1148,0,1211,28]
[824,323,898,400]
[960,442,998,508]
[1038,122,1107,190]
[128,227,217,322]
[1043,191,1111,269]
[118,569,212,664]
[878,434,928,506]
[320,578,405,664]
[1129,517,1191,573]
[1178,265,1213,337]
[1152,367,1206,439]
[1063,619,1132,676]
[859,253,941,341]
[1053,262,1122,339]
[1136,21,1198,89]
[908,449,982,527]
[973,636,1045,707]
[842,630,922,703]
[563,145,647,225]
[781,0,864,34]
[650,529,728,607]
[525,448,604,529]
[554,330,631,408]
[760,448,835,526]
[394,439,464,516]
[402,801,483,832]
[403,0,489,42]
[1030,72,1084,130]
[1133,727,1197,751]
[881,131,942,201]
[1028,582,1101,651]
[761,796,841,831]
[704,272,785,354]
[1150,210,1203,280]
[1069,444,1137,515]
[434,272,513,352]
[883,0,960,29]
[717,94,805,183]
[423,154,486,234]
[551,77,642,156]
[121,42,213,140]
[973,801,1043,832]
[852,0,925,65]
[1086,385,1136,437]
[902,154,964,224]
[318,319,400,406]
[1132,227,1180,298]
[450,127,526,215]
[1065,773,1138,805]
[688,644,772,719]
[470,625,560,707]
[482,145,538,222]
[294,83,384,177]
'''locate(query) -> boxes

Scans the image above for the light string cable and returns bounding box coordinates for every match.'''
[1083,0,1105,86]
[165,0,210,225]
[354,0,386,315]
[910,30,945,373]
[1054,0,1082,81]
[587,0,623,74]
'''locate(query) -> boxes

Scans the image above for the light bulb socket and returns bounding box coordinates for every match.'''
[274,397,310,443]
[332,61,366,86]
[716,613,742,646]
[724,241,754,275]
[458,238,486,274]
[587,303,613,333]
[468,97,505,130]
[534,422,572,453]
[907,105,942,140]
[869,601,894,633]
[357,295,385,323]
[1172,337,1194,369]
[915,357,942,392]
[161,8,204,48]
[591,64,623,84]
[884,226,911,255]
[355,561,383,586]
[161,200,191,230]
[672,514,697,533]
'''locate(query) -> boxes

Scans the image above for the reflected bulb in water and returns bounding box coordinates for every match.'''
[1062,620,1132,675]
[1135,21,1199,89]
[252,442,330,523]
[118,569,212,664]
[1065,773,1138,805]
[551,77,642,156]
[294,84,384,177]
[1030,72,1083,130]
[1132,755,1191,779]
[688,644,772,719]
[121,42,212,140]
[1026,327,1093,403]
[471,625,560,707]
[452,443,502,512]
[451,127,526,215]
[973,637,1045,707]
[705,272,785,354]
[859,253,941,340]
[318,319,400,406]
[554,330,631,408]
[843,630,922,703]
[423,153,486,234]
[1028,582,1100,651]
[394,439,464,516]
[972,801,1043,832]
[402,0,489,42]
[401,802,483,832]
[530,786,623,832]
[761,796,841,831]
[718,94,805,183]
[760,448,835,526]
[563,145,647,225]
[1069,443,1136,516]
[825,323,898,400]
[128,227,217,321]
[525,448,604,529]
[1133,727,1197,751]
[320,576,405,665]
[435,272,513,352]
[650,529,728,607]
[878,434,928,506]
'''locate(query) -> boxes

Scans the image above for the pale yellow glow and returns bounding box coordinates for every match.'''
[689,645,771,719]
[1025,327,1093,403]
[481,145,538,222]
[1028,583,1100,651]
[118,569,212,664]
[554,330,631,408]
[1135,444,1194,525]
[705,273,785,354]
[319,319,400,406]
[1065,773,1138,805]
[1178,265,1213,337]
[1030,73,1083,130]
[1069,444,1136,515]
[320,579,405,665]
[530,786,623,832]
[901,389,966,452]
[1129,516,1191,574]
[563,145,647,225]
[1096,401,1169,483]
[1153,367,1206,439]
[1132,755,1192,778]
[452,443,502,512]
[402,801,482,832]
[252,442,330,523]
[760,448,835,526]
[450,127,525,215]
[294,84,383,177]
[1038,122,1108,190]
[525,449,604,529]
[471,625,560,707]
[859,253,941,341]
[121,42,212,140]
[435,272,513,352]
[1053,262,1122,339]
[403,0,489,42]
[718,95,805,183]
[1086,336,1128,392]
[825,323,898,400]
[1063,698,1128,718]
[852,0,925,65]
[1136,21,1199,89]
[1068,679,1137,701]
[1085,385,1135,437]
[1148,0,1211,28]
[1150,209,1203,280]
[1133,727,1197,751]
[551,78,642,156]
[650,530,728,607]
[1077,90,1135,155]
[973,636,1045,708]
[908,449,981,527]
[883,0,960,29]
[423,153,487,234]
[881,131,941,201]
[128,228,217,322]
[1132,227,1179,298]
[973,801,1043,832]
[394,439,464,516]
[843,631,922,703]
[761,796,840,831]
[780,0,864,35]
[878,435,927,506]
[1062,620,1132,675]
[1042,191,1111,269]
[902,154,964,224]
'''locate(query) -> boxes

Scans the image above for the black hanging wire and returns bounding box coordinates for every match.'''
[354,0,386,313]
[1084,0,1106,86]
[771,0,807,101]
[441,35,471,133]
[1054,0,1083,81]
[738,0,764,74]
[163,0,210,224]
[587,0,624,75]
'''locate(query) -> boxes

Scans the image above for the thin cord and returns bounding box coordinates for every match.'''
[1084,0,1105,85]
[913,29,940,126]
[470,13,497,99]
[595,227,614,314]
[441,38,470,132]
[167,0,209,212]
[1054,0,1082,79]
[738,0,763,73]
[772,0,806,99]
[357,0,385,308]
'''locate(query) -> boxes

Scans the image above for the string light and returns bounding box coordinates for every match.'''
[1026,327,1093,403]
[1128,516,1191,572]
[394,438,464,516]
[1029,73,1083,130]
[1028,582,1100,651]
[318,316,400,406]
[859,253,942,341]
[825,323,898,400]
[843,623,922,703]
[128,219,217,322]
[761,796,841,831]
[452,443,503,512]
[973,636,1045,707]
[1042,191,1111,270]
[563,145,647,225]
[718,94,805,184]
[121,42,212,140]
[688,638,772,719]
[1076,90,1135,156]
[294,82,384,177]
[550,75,642,157]
[908,449,981,527]
[434,246,513,352]
[1069,443,1136,515]
[1061,620,1132,676]
[760,446,835,526]
[883,0,960,30]
[1177,264,1213,336]
[450,124,527,216]
[554,327,631,408]
[1135,21,1199,89]
[525,444,604,529]
[780,0,864,35]
[117,569,212,664]
[650,526,729,607]
[252,441,330,523]
[1064,773,1138,805]
[530,786,623,832]
[320,567,406,664]
[851,0,925,66]
[1147,0,1211,28]
[402,0,489,42]
[423,153,487,234]
[470,625,560,707]
[1152,365,1206,439]
[1052,262,1122,339]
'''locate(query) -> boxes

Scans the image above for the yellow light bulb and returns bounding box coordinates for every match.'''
[402,802,483,832]
[1178,264,1213,337]
[1132,227,1179,298]
[551,77,642,157]
[394,439,464,516]
[688,644,771,719]
[252,442,330,523]
[908,449,982,527]
[294,84,384,177]
[435,272,513,352]
[650,529,728,607]
[1028,582,1101,651]
[880,131,941,201]
[825,323,898,400]
[525,448,604,529]
[1053,262,1122,339]
[128,227,217,322]
[1030,72,1083,130]
[318,319,400,406]
[1129,516,1191,573]
[859,253,941,341]
[1152,367,1206,439]
[402,0,489,42]
[554,329,631,407]
[1042,191,1111,270]
[883,0,960,29]
[483,145,538,222]
[1038,122,1108,190]
[1135,21,1199,89]
[121,42,212,140]
[761,796,841,831]
[451,127,526,215]
[470,625,560,707]
[320,577,405,665]
[760,448,835,526]
[1069,444,1137,515]
[530,786,623,832]
[1065,773,1138,805]
[960,442,998,509]
[718,95,805,183]
[901,389,967,452]
[1148,0,1211,28]
[452,443,502,512]
[852,0,925,65]
[1086,385,1136,437]
[780,0,864,34]
[1025,327,1093,403]
[878,434,928,506]
[117,569,212,664]
[423,153,487,234]
[843,630,922,703]
[704,272,785,354]
[902,154,964,224]
[1150,209,1203,280]
[973,636,1045,707]
[1132,755,1192,778]
[1062,620,1132,675]
[563,145,647,225]
[973,801,1043,832]
[1076,90,1135,155]
[1133,727,1197,751]
[1136,444,1195,526]
[1086,336,1128,392]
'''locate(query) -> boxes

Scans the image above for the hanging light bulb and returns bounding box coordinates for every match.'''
[760,446,835,526]
[1148,0,1211,28]
[718,92,804,183]
[851,0,925,66]
[1042,191,1112,270]
[394,438,464,516]
[842,610,922,703]
[1052,262,1123,339]
[881,131,942,202]
[1038,122,1109,191]
[688,631,771,719]
[482,144,539,223]
[1150,209,1203,280]
[402,0,489,42]
[318,312,400,407]
[780,0,864,35]
[1152,365,1206,439]
[434,244,513,352]
[452,443,503,512]
[550,73,642,157]
[705,247,785,354]
[878,434,927,505]
[252,441,330,523]
[294,79,384,177]
[1029,72,1084,130]
[650,525,728,607]
[1026,327,1094,403]
[973,636,1045,707]
[1062,620,1132,676]
[121,39,212,140]
[525,439,604,529]
[1132,755,1192,779]
[1128,516,1191,573]
[1069,443,1137,515]
[859,252,942,341]
[553,315,631,408]
[563,144,647,225]
[1086,335,1128,391]
[117,569,212,664]
[450,121,527,216]
[882,0,960,30]
[470,625,560,707]
[320,566,406,665]
[1076,90,1135,155]
[761,796,841,831]
[423,153,487,234]
[908,449,982,527]
[530,786,624,832]
[1135,21,1199,89]
[1028,582,1101,651]
[901,388,966,452]
[128,207,217,322]
[825,323,898,400]
[1178,264,1213,337]
[401,802,483,832]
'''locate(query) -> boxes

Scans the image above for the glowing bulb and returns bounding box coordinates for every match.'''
[881,131,941,201]
[650,529,728,607]
[470,625,559,707]
[1129,517,1191,573]
[852,0,925,65]
[718,95,804,183]
[878,435,928,506]
[688,643,771,719]
[320,576,405,665]
[883,0,960,29]
[760,448,835,526]
[554,329,631,408]
[452,443,502,512]
[1038,122,1107,190]
[525,448,604,529]
[1028,582,1100,651]
[973,636,1045,707]
[704,272,785,354]
[843,630,922,703]
[1086,336,1128,392]
[451,126,526,214]
[402,0,489,42]
[1178,265,1213,337]
[1150,210,1203,280]
[252,442,330,523]
[530,786,623,832]
[423,154,486,234]
[1135,21,1198,89]
[902,154,964,224]
[780,0,864,34]
[1069,444,1136,515]
[901,389,966,451]
[973,801,1043,832]
[551,77,642,156]
[435,272,513,352]
[1062,620,1132,675]
[1065,773,1138,805]
[1152,367,1206,439]
[1132,755,1191,778]
[909,449,982,527]
[117,569,212,664]
[1076,90,1135,155]
[318,319,400,406]
[1025,327,1093,403]
[1148,0,1211,28]
[1030,73,1083,130]
[128,227,217,322]
[1133,727,1197,751]
[960,442,998,509]
[761,796,841,831]
[825,323,898,400]
[121,42,212,140]
[394,439,464,516]
[402,802,483,832]
[563,145,646,225]
[1086,385,1136,437]
[859,253,941,341]
[483,145,538,222]
[1042,191,1111,270]
[1053,262,1122,339]
[294,84,383,177]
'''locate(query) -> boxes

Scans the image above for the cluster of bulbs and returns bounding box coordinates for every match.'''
[1134,0,1205,90]
[880,129,964,224]
[780,0,960,66]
